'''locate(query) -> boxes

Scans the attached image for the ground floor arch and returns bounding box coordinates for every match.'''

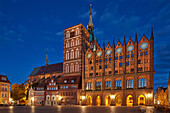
[138,95,145,106]
[105,96,111,106]
[115,95,122,106]
[126,95,133,106]
[96,96,101,106]
[86,96,92,106]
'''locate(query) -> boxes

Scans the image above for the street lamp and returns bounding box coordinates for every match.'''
[147,94,151,98]
[81,96,86,100]
[31,97,34,106]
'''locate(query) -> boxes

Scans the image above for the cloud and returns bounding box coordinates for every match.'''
[79,8,97,19]
[56,31,64,36]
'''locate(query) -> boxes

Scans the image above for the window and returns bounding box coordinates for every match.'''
[131,54,134,57]
[115,70,118,73]
[99,66,102,69]
[105,65,108,68]
[105,81,111,90]
[115,57,118,60]
[70,32,75,37]
[115,80,122,89]
[140,52,143,56]
[105,58,108,61]
[66,86,68,89]
[126,62,129,66]
[70,63,74,73]
[75,49,79,58]
[63,86,65,89]
[75,62,79,72]
[119,63,123,67]
[109,58,112,61]
[86,82,92,90]
[131,69,134,72]
[126,79,133,88]
[71,80,74,83]
[89,61,92,64]
[2,87,4,91]
[91,66,93,70]
[126,55,129,58]
[66,51,69,60]
[1,77,7,81]
[74,86,77,88]
[145,51,147,55]
[64,80,67,83]
[66,64,69,73]
[109,71,112,74]
[100,59,102,62]
[138,78,147,88]
[89,73,93,77]
[120,56,123,59]
[138,60,141,64]
[138,67,142,71]
[70,50,74,59]
[96,82,101,90]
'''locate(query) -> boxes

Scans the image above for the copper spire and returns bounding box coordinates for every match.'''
[87,4,94,32]
[45,49,49,66]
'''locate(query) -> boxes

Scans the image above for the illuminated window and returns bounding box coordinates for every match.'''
[119,63,123,67]
[96,82,101,90]
[131,54,134,57]
[64,80,67,83]
[126,79,133,88]
[71,80,74,83]
[145,51,147,55]
[115,80,122,89]
[109,58,112,61]
[140,52,143,56]
[138,78,147,88]
[115,57,118,60]
[126,62,129,66]
[105,81,111,90]
[120,56,123,59]
[126,55,129,58]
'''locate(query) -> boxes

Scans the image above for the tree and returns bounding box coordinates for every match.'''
[12,83,26,101]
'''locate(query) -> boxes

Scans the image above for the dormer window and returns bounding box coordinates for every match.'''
[64,80,67,83]
[71,80,74,83]
[1,77,7,81]
[54,83,56,85]
[51,80,53,82]
[49,83,51,85]
[70,32,75,37]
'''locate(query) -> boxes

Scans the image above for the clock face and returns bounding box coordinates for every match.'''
[116,48,122,53]
[87,53,92,59]
[106,49,111,55]
[127,45,134,51]
[140,42,148,49]
[97,51,102,57]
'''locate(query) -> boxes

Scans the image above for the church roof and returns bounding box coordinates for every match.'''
[29,62,63,76]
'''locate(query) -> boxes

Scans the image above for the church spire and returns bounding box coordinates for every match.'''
[45,49,49,66]
[87,4,94,33]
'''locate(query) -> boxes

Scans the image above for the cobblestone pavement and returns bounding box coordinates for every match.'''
[0,106,164,113]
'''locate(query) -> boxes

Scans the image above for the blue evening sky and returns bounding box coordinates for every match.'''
[0,0,170,91]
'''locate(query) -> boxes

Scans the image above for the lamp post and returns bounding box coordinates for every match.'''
[31,97,34,106]
[147,93,152,105]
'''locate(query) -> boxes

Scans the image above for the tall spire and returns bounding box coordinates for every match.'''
[45,49,49,66]
[87,4,94,33]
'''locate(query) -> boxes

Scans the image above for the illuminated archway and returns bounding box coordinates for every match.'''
[86,96,92,106]
[105,96,111,106]
[115,95,122,106]
[138,95,145,106]
[96,96,101,106]
[126,95,133,106]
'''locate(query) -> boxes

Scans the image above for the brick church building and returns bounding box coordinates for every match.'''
[28,5,154,106]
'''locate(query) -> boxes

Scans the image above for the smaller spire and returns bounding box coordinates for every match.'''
[123,35,126,45]
[45,49,49,66]
[103,40,105,50]
[93,44,96,52]
[87,4,94,32]
[151,25,154,39]
[112,36,115,48]
[135,31,138,42]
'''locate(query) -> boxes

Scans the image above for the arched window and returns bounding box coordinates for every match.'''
[75,62,79,72]
[76,38,79,46]
[126,79,133,88]
[76,28,79,35]
[70,63,74,73]
[66,51,69,60]
[115,79,122,89]
[75,48,79,58]
[138,77,147,88]
[66,31,70,38]
[66,64,69,73]
[70,50,74,59]
[66,41,69,48]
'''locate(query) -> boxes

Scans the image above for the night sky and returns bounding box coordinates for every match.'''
[0,0,170,91]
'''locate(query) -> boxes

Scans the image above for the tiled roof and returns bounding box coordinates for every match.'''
[29,62,63,76]
[0,75,10,83]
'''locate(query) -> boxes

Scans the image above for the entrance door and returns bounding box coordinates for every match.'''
[96,96,101,106]
[105,96,111,106]
[126,95,133,106]
[138,95,145,106]
[115,95,122,106]
[86,96,92,106]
